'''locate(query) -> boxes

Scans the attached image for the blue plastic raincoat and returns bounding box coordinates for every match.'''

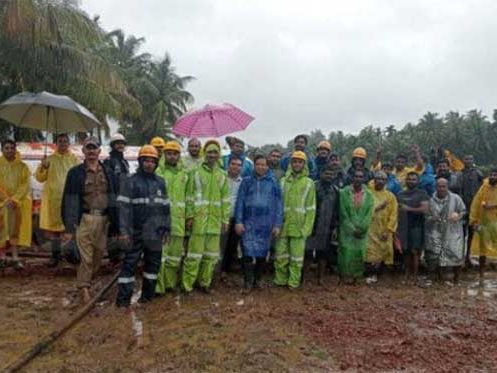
[235,172,283,257]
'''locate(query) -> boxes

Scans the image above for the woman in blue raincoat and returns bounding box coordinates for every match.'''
[235,155,283,289]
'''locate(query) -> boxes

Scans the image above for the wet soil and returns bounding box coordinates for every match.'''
[2,264,497,372]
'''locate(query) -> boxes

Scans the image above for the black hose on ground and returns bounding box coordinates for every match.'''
[2,271,119,373]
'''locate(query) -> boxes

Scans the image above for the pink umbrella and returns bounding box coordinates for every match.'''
[172,103,254,138]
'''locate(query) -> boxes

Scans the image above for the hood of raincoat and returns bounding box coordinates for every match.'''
[284,160,310,179]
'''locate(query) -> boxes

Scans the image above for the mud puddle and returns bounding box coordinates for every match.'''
[2,269,497,371]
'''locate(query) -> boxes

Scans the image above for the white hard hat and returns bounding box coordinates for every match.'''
[110,133,126,145]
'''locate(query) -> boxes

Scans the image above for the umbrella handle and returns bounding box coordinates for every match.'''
[44,107,49,156]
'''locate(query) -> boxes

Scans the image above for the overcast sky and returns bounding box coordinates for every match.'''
[82,0,497,146]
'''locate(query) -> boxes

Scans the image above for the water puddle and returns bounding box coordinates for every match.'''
[465,279,497,299]
[129,290,144,348]
[61,297,71,307]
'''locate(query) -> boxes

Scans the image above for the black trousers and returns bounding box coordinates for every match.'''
[116,239,161,307]
[242,256,266,285]
[221,218,240,272]
[464,222,475,262]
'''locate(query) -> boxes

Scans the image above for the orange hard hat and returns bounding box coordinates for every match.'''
[138,145,159,159]
[150,136,166,149]
[317,141,332,151]
[352,147,367,159]
[164,141,181,153]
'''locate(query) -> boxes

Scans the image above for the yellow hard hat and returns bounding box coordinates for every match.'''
[291,151,307,161]
[352,147,367,159]
[317,141,332,151]
[150,136,166,149]
[164,141,181,153]
[138,145,159,159]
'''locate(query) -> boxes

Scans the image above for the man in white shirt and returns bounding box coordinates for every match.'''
[220,156,243,276]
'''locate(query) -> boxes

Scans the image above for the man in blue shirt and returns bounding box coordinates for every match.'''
[222,136,253,177]
[280,134,317,179]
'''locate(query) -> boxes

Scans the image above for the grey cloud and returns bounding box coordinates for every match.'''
[82,0,497,145]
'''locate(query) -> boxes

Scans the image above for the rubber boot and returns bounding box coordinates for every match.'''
[253,259,264,288]
[302,257,312,285]
[48,238,61,267]
[317,259,326,286]
[243,257,254,290]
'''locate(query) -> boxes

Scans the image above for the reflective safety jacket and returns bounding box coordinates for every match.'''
[0,153,32,247]
[156,162,188,237]
[117,168,171,242]
[186,162,230,235]
[35,150,80,232]
[103,150,129,189]
[280,170,316,238]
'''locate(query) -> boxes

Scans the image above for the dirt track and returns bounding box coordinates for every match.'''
[2,263,497,372]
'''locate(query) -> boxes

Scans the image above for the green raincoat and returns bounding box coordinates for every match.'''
[275,167,316,288]
[181,162,230,291]
[186,163,230,235]
[279,170,316,238]
[338,185,374,278]
[156,162,188,292]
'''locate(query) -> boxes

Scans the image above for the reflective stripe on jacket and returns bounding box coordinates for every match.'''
[186,163,230,235]
[156,163,188,237]
[118,169,170,241]
[280,171,316,238]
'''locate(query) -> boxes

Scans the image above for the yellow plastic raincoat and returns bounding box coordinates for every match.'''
[470,179,497,259]
[372,162,424,188]
[366,183,398,265]
[35,151,80,232]
[0,153,32,248]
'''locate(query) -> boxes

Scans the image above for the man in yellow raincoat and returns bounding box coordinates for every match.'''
[366,171,398,284]
[35,134,80,266]
[470,168,497,278]
[0,140,32,269]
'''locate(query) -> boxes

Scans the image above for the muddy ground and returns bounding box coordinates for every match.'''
[2,261,497,372]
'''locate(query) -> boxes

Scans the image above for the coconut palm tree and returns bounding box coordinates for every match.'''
[0,0,138,136]
[124,54,194,142]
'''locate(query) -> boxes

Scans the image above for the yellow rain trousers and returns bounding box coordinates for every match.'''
[366,185,398,265]
[35,151,80,232]
[0,153,32,248]
[470,180,497,259]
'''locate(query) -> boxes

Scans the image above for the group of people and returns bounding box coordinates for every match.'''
[0,132,496,306]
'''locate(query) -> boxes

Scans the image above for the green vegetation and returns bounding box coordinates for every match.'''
[0,0,194,144]
[255,110,497,167]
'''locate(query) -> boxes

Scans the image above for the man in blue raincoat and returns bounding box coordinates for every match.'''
[235,154,283,289]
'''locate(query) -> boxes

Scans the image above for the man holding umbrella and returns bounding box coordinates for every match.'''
[36,134,80,267]
[183,138,203,171]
